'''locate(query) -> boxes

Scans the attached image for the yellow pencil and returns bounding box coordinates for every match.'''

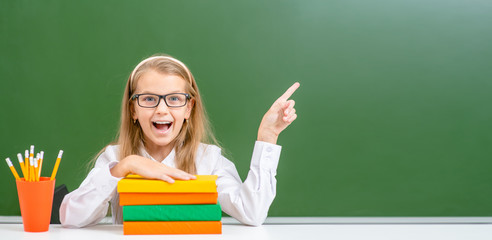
[16,153,27,179]
[38,151,44,178]
[29,145,34,161]
[29,146,34,182]
[50,150,63,180]
[24,150,29,181]
[34,154,40,182]
[5,158,20,180]
[28,157,33,182]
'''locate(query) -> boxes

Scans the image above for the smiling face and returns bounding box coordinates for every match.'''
[132,70,193,156]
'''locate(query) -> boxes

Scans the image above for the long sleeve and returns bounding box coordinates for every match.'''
[212,141,281,226]
[59,146,122,228]
[60,141,282,227]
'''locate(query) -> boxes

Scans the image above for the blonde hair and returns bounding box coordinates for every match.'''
[91,54,219,174]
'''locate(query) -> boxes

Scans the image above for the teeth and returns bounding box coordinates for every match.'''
[154,121,171,124]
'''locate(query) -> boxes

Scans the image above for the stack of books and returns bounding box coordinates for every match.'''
[117,175,222,235]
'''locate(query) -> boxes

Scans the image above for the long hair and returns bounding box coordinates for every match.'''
[90,54,219,174]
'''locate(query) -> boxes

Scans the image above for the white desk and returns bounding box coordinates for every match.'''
[2,222,492,240]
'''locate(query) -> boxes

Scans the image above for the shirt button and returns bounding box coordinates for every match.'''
[266,147,273,152]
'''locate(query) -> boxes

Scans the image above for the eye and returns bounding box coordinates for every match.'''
[167,95,184,103]
[142,95,157,102]
[169,96,180,102]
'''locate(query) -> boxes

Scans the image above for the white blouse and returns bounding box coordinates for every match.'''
[59,141,281,228]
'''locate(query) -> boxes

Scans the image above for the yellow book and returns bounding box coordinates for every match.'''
[117,175,217,193]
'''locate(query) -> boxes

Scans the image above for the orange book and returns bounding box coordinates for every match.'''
[123,221,222,235]
[119,192,218,206]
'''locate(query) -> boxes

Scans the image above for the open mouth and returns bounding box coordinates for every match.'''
[152,121,172,132]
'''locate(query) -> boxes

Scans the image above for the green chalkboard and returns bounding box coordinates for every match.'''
[1,0,492,217]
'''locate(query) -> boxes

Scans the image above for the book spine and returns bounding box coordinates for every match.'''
[123,204,222,221]
[119,192,218,206]
[123,221,222,235]
[117,179,217,193]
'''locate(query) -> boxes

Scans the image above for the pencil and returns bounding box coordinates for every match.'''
[24,150,29,181]
[38,151,44,178]
[34,154,39,181]
[16,153,27,179]
[29,146,34,182]
[5,158,20,180]
[29,145,34,162]
[29,156,34,182]
[50,150,63,180]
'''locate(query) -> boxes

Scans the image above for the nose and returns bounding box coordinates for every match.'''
[154,98,169,114]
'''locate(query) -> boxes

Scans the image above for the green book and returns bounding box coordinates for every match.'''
[123,204,222,221]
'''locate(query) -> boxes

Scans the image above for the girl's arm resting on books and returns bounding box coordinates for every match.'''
[110,155,195,183]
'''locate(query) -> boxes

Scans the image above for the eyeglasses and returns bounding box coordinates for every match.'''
[131,93,191,108]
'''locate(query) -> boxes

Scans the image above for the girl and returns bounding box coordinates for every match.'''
[60,54,299,227]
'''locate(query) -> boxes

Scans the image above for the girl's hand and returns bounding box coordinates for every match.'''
[258,82,300,144]
[110,155,196,183]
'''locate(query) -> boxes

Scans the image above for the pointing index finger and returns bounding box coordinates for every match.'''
[278,82,300,101]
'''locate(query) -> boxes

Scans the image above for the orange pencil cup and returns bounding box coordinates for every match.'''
[16,177,55,232]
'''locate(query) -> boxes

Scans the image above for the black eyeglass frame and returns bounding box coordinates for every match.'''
[131,93,191,108]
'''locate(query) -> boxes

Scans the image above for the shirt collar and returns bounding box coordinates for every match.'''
[138,142,176,165]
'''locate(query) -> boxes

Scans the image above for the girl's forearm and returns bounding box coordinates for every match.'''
[257,127,278,144]
[110,157,131,178]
